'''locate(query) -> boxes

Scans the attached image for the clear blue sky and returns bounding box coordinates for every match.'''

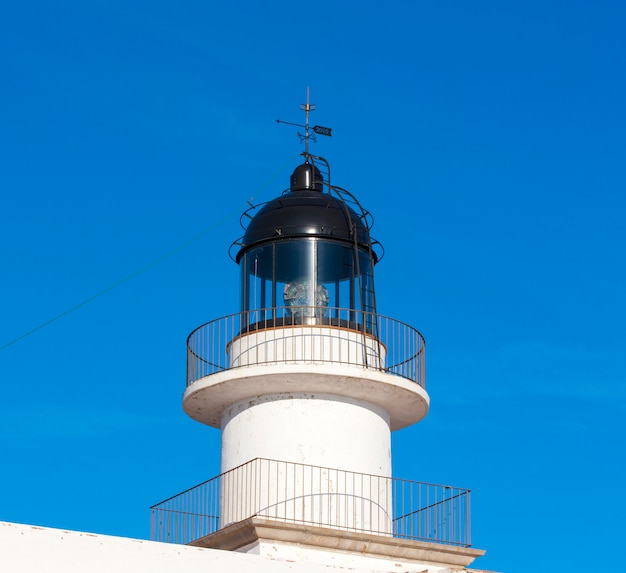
[1,2,624,572]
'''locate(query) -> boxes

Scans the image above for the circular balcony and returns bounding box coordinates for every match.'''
[187,306,425,388]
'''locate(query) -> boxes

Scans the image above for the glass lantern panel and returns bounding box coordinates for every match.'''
[240,239,376,326]
[241,246,273,321]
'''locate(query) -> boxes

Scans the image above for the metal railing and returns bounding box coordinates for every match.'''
[150,458,471,547]
[187,306,425,387]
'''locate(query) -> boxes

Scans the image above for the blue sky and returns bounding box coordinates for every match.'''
[1,1,624,571]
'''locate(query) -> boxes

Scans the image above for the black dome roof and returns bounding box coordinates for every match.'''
[235,163,374,262]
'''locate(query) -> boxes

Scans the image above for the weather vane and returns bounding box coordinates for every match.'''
[276,87,332,155]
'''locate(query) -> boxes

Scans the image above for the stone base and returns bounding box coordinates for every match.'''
[191,518,490,572]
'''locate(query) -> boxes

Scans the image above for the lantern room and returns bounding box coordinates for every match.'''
[233,159,380,327]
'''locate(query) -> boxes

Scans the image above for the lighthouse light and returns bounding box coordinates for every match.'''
[284,279,329,317]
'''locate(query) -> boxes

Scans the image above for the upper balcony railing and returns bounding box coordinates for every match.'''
[186,306,425,388]
[150,458,471,547]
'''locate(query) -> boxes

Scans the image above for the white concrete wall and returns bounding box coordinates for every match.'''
[220,392,392,534]
[0,521,402,573]
[221,392,391,475]
[218,458,393,534]
[228,327,386,369]
[249,537,471,573]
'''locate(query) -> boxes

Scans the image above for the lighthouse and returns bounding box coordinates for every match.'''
[182,151,429,532]
[151,101,487,571]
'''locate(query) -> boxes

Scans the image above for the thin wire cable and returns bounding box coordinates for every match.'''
[0,155,300,352]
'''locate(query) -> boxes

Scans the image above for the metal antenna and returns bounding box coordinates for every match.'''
[276,88,332,154]
[301,87,315,155]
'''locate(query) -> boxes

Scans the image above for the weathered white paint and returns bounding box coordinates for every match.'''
[0,521,407,573]
[248,537,475,572]
[193,518,489,572]
[221,392,390,473]
[0,521,491,573]
[220,394,392,533]
[183,363,430,431]
[228,326,386,369]
[219,459,393,534]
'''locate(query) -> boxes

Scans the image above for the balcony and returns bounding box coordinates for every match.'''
[150,458,471,548]
[186,306,426,388]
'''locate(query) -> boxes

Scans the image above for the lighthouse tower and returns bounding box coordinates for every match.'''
[183,153,429,532]
[152,101,487,571]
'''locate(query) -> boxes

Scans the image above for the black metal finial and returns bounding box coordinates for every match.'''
[276,88,332,154]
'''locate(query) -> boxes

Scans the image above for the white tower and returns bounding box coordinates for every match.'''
[182,156,429,534]
[151,104,487,571]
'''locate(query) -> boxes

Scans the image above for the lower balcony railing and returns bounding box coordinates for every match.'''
[186,306,426,388]
[150,458,471,547]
